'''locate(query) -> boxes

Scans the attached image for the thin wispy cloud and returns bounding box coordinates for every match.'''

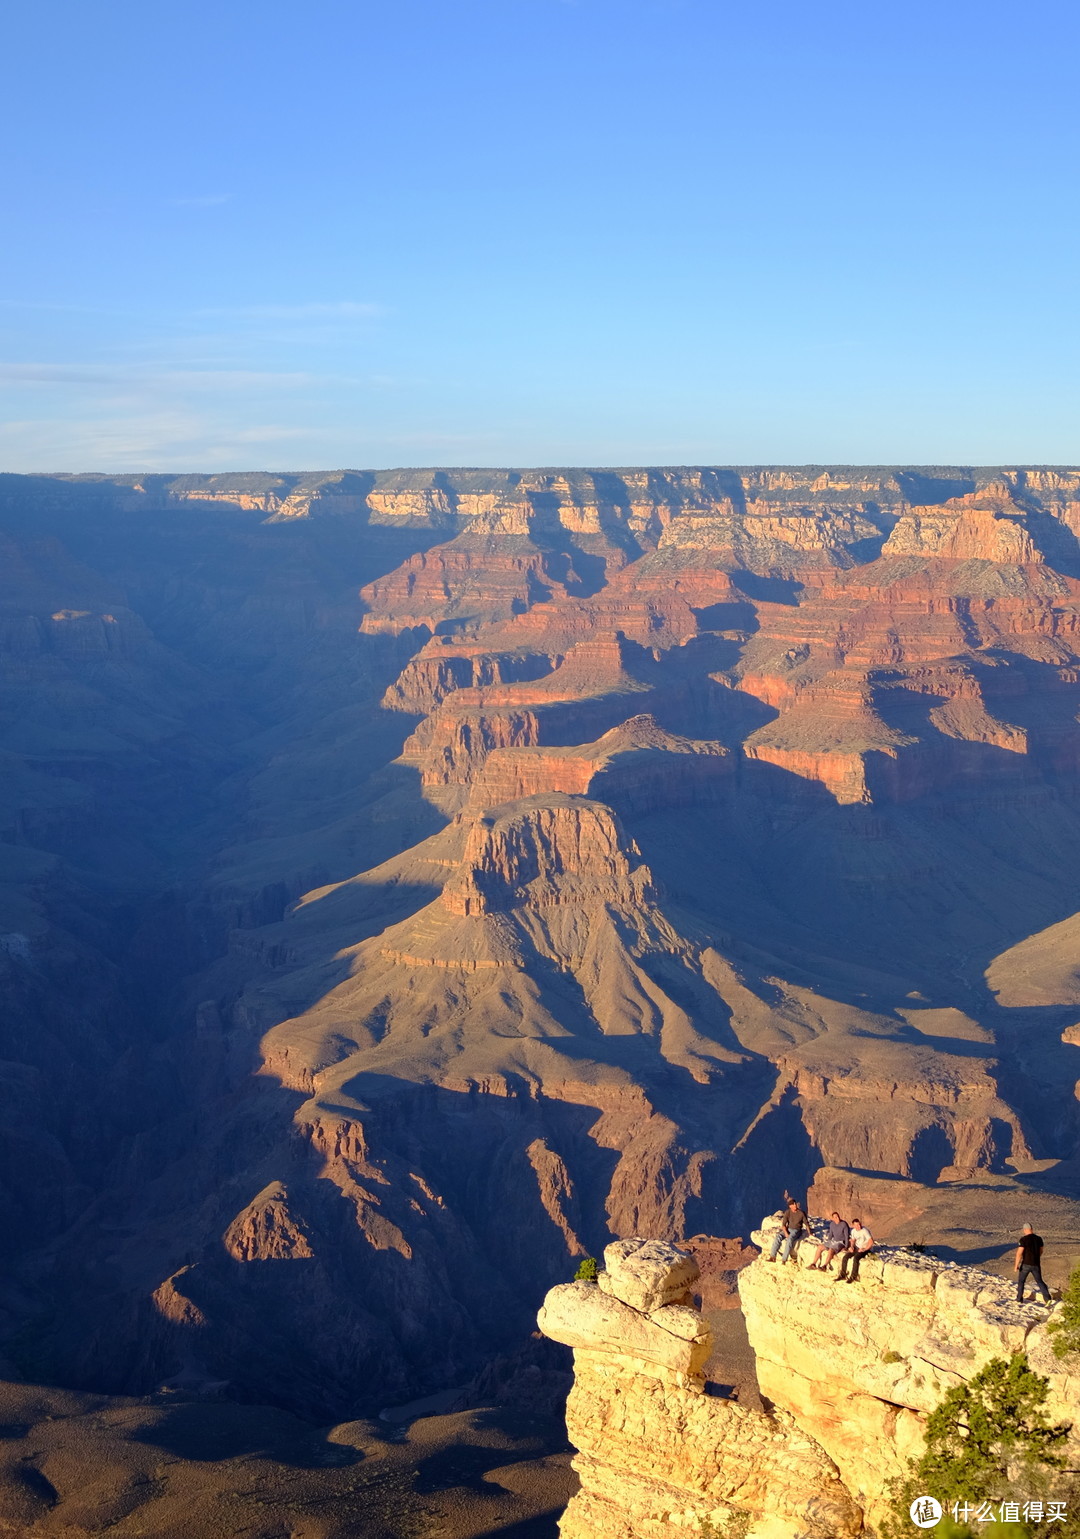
[0,362,322,391]
[196,301,383,320]
[0,363,116,385]
[0,390,514,471]
[0,411,341,471]
[377,430,506,448]
[0,297,379,324]
[0,299,135,316]
[0,294,392,470]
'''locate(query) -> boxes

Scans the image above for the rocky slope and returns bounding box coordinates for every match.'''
[5,466,1080,1427]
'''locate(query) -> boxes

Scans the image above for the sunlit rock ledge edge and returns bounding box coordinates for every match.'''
[539,1230,1079,1539]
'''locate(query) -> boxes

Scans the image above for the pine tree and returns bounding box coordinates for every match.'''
[886,1354,1071,1538]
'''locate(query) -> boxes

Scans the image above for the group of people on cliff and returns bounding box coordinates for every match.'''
[765,1199,874,1282]
[763,1198,1055,1305]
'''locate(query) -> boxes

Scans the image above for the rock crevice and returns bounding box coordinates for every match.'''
[539,1237,863,1539]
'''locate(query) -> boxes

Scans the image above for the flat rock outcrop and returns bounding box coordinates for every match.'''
[740,1216,1080,1526]
[542,1221,1080,1538]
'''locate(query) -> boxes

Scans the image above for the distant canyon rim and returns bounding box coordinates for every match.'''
[3,464,1080,1428]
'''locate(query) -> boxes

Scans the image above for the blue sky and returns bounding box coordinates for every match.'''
[3,0,1079,471]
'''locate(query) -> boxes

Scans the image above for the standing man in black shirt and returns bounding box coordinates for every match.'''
[1015,1224,1053,1306]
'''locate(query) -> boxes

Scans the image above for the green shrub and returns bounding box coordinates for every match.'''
[881,1349,904,1364]
[1048,1261,1080,1359]
[573,1256,598,1283]
[884,1354,1071,1538]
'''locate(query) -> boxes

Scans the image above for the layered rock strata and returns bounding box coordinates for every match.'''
[10,465,1080,1426]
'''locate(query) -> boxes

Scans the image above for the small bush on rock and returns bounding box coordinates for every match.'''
[573,1257,598,1283]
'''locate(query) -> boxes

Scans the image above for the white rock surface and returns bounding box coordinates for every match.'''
[537,1270,860,1539]
[596,1236,699,1312]
[537,1280,711,1377]
[742,1219,1079,1524]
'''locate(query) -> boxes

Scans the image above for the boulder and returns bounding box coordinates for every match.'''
[596,1237,699,1313]
[536,1281,711,1377]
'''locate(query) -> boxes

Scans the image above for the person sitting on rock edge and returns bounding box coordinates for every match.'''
[835,1218,873,1283]
[810,1212,850,1272]
[766,1197,810,1265]
[1015,1223,1053,1307]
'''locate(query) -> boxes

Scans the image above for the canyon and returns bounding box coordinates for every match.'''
[5,465,1080,1525]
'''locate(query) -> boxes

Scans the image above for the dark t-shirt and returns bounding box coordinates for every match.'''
[827,1219,850,1247]
[1019,1233,1044,1267]
[783,1206,808,1233]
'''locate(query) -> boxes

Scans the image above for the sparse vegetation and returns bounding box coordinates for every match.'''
[881,1349,904,1364]
[697,1511,749,1539]
[574,1256,599,1283]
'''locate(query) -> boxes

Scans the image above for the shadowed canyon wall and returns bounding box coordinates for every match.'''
[4,466,1080,1419]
